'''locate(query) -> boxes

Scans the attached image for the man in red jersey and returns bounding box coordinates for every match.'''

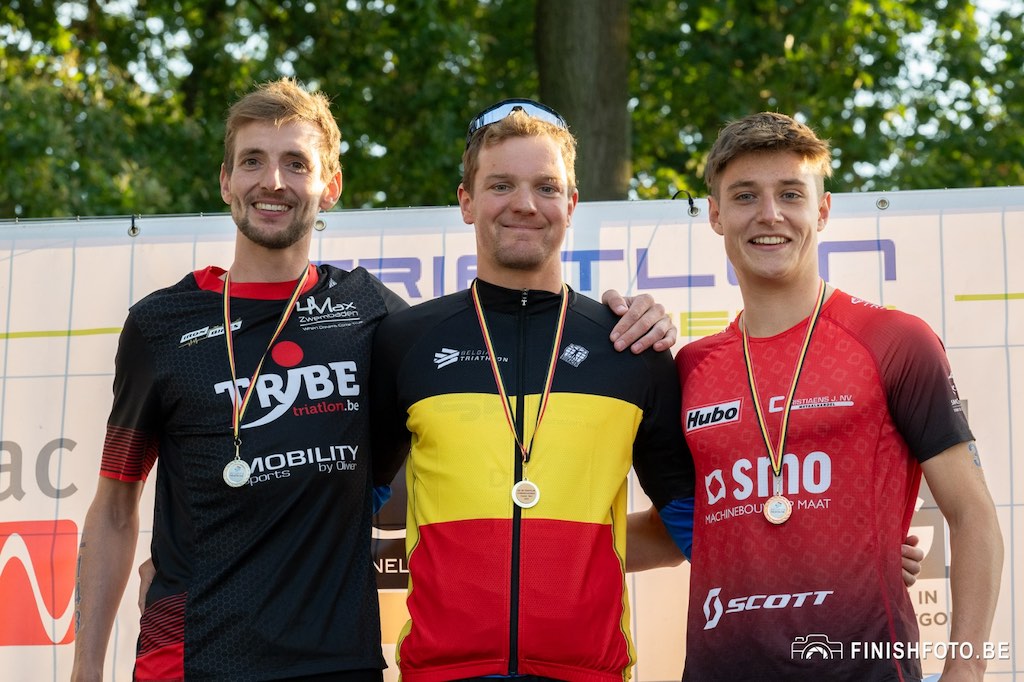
[666,112,1001,682]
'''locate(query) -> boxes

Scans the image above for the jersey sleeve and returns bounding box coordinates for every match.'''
[100,313,162,481]
[873,313,973,462]
[631,348,696,509]
[368,311,413,487]
[367,274,411,316]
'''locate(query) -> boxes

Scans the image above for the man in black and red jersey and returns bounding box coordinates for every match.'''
[647,112,1003,681]
[70,81,677,682]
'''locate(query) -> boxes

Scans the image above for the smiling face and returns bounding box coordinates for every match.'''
[708,150,831,290]
[220,120,341,252]
[458,133,578,291]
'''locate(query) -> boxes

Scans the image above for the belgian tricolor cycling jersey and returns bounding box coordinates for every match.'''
[371,279,695,682]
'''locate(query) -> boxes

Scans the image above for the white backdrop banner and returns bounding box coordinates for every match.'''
[1,188,1021,680]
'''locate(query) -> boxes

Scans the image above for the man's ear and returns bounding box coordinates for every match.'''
[566,189,579,227]
[817,191,832,233]
[320,171,343,210]
[708,196,724,236]
[457,183,475,226]
[219,164,232,205]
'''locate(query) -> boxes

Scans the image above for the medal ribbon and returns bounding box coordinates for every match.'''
[470,280,569,472]
[223,264,312,460]
[741,279,826,478]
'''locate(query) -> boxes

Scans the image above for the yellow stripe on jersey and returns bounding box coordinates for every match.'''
[405,392,642,526]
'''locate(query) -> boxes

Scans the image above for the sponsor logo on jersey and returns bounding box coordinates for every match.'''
[213,361,360,428]
[559,343,589,367]
[768,394,855,412]
[295,296,362,329]
[850,297,887,310]
[702,585,834,630]
[432,347,509,369]
[244,443,362,486]
[434,348,459,369]
[703,452,833,522]
[0,520,77,645]
[179,319,242,346]
[686,400,741,432]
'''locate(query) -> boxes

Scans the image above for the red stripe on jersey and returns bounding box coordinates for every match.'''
[100,424,158,481]
[399,518,630,682]
[192,265,320,298]
[138,592,186,656]
[134,641,184,682]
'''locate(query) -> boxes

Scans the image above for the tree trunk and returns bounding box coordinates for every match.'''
[536,0,631,201]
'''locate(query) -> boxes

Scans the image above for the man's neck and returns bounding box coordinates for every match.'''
[229,243,311,283]
[475,266,563,294]
[738,275,829,338]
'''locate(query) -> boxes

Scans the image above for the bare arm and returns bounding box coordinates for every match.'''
[626,506,686,572]
[71,477,145,682]
[601,289,677,353]
[921,441,1003,681]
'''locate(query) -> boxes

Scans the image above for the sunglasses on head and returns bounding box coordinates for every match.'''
[465,98,568,147]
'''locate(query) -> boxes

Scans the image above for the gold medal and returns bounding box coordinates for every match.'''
[223,459,251,488]
[512,480,540,508]
[763,494,792,524]
[472,281,568,511]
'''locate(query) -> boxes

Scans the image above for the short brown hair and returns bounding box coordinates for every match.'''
[704,112,832,198]
[461,109,578,194]
[223,78,342,182]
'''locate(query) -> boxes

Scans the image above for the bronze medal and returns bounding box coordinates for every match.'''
[763,494,793,525]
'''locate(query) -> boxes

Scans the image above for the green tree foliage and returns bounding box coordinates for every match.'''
[1,0,1021,218]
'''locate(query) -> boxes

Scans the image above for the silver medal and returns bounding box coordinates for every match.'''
[223,459,251,488]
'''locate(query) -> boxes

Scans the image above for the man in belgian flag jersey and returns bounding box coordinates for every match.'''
[672,113,1002,681]
[369,100,696,682]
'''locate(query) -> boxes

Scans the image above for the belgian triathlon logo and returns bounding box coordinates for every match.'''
[0,520,77,645]
[792,634,844,660]
[433,348,508,369]
[434,348,460,369]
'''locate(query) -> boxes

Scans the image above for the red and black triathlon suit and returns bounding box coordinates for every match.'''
[100,264,406,682]
[676,290,972,682]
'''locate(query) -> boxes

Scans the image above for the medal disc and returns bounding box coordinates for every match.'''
[763,494,793,524]
[223,459,251,488]
[512,480,540,508]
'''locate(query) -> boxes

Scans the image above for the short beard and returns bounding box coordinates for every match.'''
[235,214,310,250]
[231,192,316,250]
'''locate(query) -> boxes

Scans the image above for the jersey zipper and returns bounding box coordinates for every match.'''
[507,287,529,675]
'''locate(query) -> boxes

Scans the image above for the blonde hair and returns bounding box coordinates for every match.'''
[704,112,831,198]
[461,109,577,194]
[223,78,342,182]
